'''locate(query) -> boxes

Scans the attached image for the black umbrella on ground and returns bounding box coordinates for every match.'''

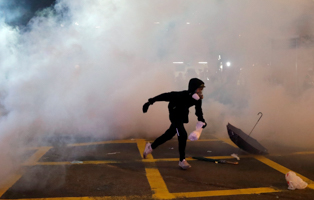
[227,112,268,155]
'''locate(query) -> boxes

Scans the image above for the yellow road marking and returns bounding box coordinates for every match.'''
[25,139,219,150]
[5,196,151,200]
[24,155,247,166]
[0,170,24,197]
[173,187,281,198]
[136,139,175,199]
[25,146,53,150]
[23,153,311,166]
[214,134,314,190]
[308,184,314,190]
[293,151,314,155]
[67,140,136,147]
[254,155,291,175]
[262,151,314,157]
[23,160,119,166]
[13,138,314,199]
[135,139,147,159]
[23,147,52,166]
[142,155,250,162]
[188,139,220,142]
[0,187,281,200]
[146,138,220,143]
[145,168,176,199]
[254,155,314,189]
[1,147,52,197]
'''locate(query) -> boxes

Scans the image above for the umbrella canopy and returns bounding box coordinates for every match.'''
[227,123,268,155]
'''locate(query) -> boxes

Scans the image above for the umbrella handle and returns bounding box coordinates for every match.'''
[248,112,263,137]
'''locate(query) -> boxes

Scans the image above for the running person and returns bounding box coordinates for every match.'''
[142,78,207,169]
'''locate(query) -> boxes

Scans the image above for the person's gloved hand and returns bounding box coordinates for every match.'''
[202,122,207,129]
[142,102,150,113]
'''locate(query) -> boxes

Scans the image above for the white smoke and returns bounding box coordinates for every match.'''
[1,0,314,183]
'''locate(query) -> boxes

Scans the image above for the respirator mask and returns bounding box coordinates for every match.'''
[192,90,203,100]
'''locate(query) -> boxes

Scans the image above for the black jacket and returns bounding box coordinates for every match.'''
[148,91,205,123]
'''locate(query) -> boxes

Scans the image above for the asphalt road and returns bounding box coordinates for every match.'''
[1,132,314,200]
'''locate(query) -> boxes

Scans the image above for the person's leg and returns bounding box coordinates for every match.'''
[175,122,188,161]
[143,124,176,159]
[175,122,191,169]
[151,124,177,149]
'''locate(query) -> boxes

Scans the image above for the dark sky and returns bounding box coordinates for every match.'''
[0,0,56,26]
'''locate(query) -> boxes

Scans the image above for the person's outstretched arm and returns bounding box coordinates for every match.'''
[142,92,173,113]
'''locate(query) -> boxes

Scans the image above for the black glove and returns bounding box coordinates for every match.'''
[142,102,150,113]
[202,122,207,129]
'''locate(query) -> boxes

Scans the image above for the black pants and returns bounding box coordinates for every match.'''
[151,122,187,161]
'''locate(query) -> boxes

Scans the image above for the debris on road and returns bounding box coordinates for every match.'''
[231,153,240,160]
[107,152,120,155]
[285,171,308,190]
[71,161,83,164]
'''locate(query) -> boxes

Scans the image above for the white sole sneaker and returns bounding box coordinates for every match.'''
[143,142,153,159]
[179,159,191,170]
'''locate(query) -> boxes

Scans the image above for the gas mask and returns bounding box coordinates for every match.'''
[192,90,203,100]
[192,93,200,100]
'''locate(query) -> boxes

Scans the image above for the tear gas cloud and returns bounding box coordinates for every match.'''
[1,0,314,181]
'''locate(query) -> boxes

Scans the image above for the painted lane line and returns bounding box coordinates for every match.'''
[67,140,137,147]
[136,139,175,199]
[4,196,151,200]
[22,155,247,166]
[254,155,314,189]
[0,170,24,197]
[1,147,52,197]
[22,147,52,166]
[172,187,281,198]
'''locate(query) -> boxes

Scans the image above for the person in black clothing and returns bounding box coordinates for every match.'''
[142,78,207,169]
